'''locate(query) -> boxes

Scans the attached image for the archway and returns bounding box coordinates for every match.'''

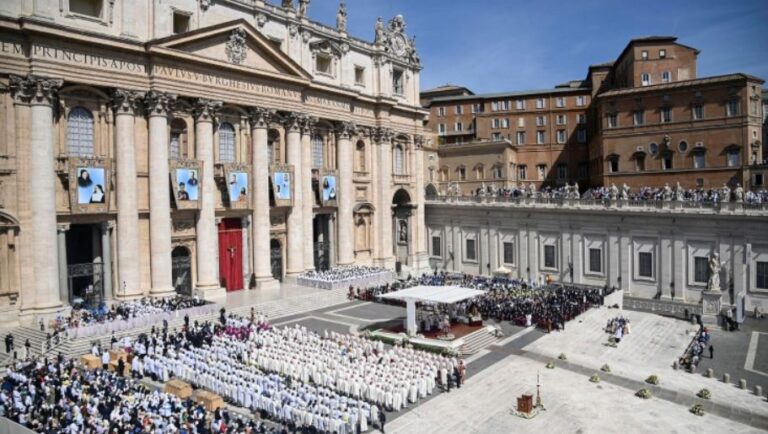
[392,188,414,269]
[172,246,193,295]
[270,239,283,282]
[425,183,438,197]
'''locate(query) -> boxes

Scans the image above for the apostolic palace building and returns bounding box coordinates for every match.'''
[0,0,767,328]
[0,0,431,323]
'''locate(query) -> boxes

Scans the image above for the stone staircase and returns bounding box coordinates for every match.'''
[1,288,349,368]
[459,327,498,356]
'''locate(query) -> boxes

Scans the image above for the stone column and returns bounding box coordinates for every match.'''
[374,128,394,266]
[192,99,224,298]
[111,89,143,299]
[145,91,176,297]
[284,113,304,277]
[301,117,316,271]
[336,121,355,266]
[57,224,69,305]
[101,222,114,301]
[241,216,250,287]
[10,75,63,312]
[413,135,428,268]
[249,107,279,289]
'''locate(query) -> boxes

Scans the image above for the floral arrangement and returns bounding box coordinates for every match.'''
[589,374,601,383]
[635,388,652,399]
[558,353,567,360]
[545,362,555,369]
[690,403,705,416]
[645,374,660,385]
[600,364,611,373]
[696,388,711,400]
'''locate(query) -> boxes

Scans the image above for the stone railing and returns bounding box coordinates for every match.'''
[623,295,702,320]
[425,195,768,215]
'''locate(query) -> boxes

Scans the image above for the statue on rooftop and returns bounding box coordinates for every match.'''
[336,2,347,32]
[297,0,309,17]
[374,17,386,45]
[281,0,294,10]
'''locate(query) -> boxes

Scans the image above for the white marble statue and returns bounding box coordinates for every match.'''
[720,183,731,203]
[609,183,619,200]
[336,2,347,32]
[674,182,683,201]
[620,183,630,200]
[707,252,722,291]
[528,182,537,198]
[662,183,672,201]
[734,183,744,202]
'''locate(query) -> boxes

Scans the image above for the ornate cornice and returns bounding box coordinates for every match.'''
[335,121,357,139]
[144,91,177,117]
[111,88,145,115]
[9,75,63,106]
[248,106,276,130]
[192,98,223,123]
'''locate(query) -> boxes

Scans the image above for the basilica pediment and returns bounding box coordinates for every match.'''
[148,19,311,81]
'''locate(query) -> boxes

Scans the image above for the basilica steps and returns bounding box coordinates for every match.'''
[459,327,499,356]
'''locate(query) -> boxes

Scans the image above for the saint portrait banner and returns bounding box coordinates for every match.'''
[68,158,110,214]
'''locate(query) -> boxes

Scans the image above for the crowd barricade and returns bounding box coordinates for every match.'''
[296,271,394,290]
[65,303,219,340]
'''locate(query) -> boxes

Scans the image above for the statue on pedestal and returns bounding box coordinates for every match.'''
[297,0,309,17]
[734,183,744,202]
[707,252,722,292]
[620,183,630,200]
[720,183,731,203]
[374,17,386,45]
[609,183,618,200]
[662,183,672,201]
[674,182,683,201]
[336,2,347,32]
[281,0,294,10]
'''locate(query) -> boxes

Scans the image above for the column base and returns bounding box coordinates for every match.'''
[149,286,177,298]
[195,285,226,301]
[254,277,281,290]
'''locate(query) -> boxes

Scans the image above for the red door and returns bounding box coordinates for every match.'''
[218,218,243,291]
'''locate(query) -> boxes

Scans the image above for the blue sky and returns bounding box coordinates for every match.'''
[304,0,768,94]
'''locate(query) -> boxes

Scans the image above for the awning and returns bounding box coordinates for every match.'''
[378,285,485,304]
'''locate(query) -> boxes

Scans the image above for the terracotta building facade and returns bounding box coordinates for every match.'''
[0,0,430,324]
[423,37,765,195]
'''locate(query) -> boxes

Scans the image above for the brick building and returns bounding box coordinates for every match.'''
[423,36,765,194]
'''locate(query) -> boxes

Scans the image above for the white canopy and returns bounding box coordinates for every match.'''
[378,285,485,305]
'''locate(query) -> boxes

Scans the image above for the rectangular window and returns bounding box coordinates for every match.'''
[757,261,768,289]
[641,73,651,86]
[556,114,566,125]
[455,105,463,115]
[609,158,619,173]
[634,110,645,126]
[544,245,556,269]
[536,116,546,126]
[537,164,547,180]
[437,107,446,117]
[536,131,546,144]
[576,95,585,107]
[503,242,515,265]
[454,122,463,132]
[726,100,739,116]
[578,162,588,179]
[536,98,546,109]
[693,152,705,169]
[607,113,618,128]
[458,167,466,180]
[589,248,602,273]
[577,129,587,143]
[492,165,503,179]
[516,131,526,145]
[661,107,672,123]
[516,99,526,110]
[70,0,103,18]
[173,11,190,33]
[659,49,666,58]
[431,236,442,257]
[556,97,565,108]
[471,103,483,113]
[663,155,673,170]
[556,130,566,143]
[641,50,648,60]
[518,165,527,179]
[354,66,365,85]
[727,150,740,167]
[465,239,476,261]
[392,69,404,95]
[316,55,332,75]
[557,164,567,179]
[753,173,764,186]
[638,252,653,278]
[517,117,525,128]
[661,71,671,83]
[577,114,587,124]
[692,104,703,120]
[694,256,708,283]
[491,132,502,141]
[437,124,446,134]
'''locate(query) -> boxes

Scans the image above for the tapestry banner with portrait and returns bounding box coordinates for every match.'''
[270,164,294,208]
[318,169,338,208]
[68,158,110,214]
[223,163,251,209]
[171,160,202,210]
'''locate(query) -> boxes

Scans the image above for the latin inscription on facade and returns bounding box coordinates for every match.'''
[305,94,350,111]
[31,43,147,74]
[152,65,302,101]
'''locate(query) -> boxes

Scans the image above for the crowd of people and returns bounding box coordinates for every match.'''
[298,266,390,283]
[0,355,286,433]
[679,326,712,372]
[462,181,768,204]
[351,273,604,333]
[605,316,631,344]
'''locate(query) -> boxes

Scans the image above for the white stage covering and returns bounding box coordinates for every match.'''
[378,285,485,304]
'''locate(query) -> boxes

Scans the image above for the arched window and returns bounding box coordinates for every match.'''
[393,145,405,175]
[355,140,366,171]
[67,107,94,156]
[169,118,188,159]
[312,134,325,168]
[219,122,236,163]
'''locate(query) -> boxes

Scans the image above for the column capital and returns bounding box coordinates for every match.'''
[414,134,426,149]
[57,223,71,233]
[282,112,304,133]
[144,90,177,117]
[111,88,145,115]
[192,98,223,124]
[300,114,318,135]
[335,121,357,140]
[248,106,276,130]
[101,221,115,231]
[9,74,63,106]
[372,127,395,145]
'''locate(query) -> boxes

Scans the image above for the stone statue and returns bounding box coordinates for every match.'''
[408,36,421,65]
[399,220,408,242]
[674,182,683,201]
[297,0,309,17]
[374,17,386,45]
[620,183,630,200]
[661,183,672,201]
[336,2,347,32]
[528,182,537,198]
[720,183,731,202]
[609,183,618,200]
[734,183,744,202]
[281,0,294,10]
[707,252,722,291]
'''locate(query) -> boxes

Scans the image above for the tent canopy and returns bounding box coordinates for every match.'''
[378,285,485,305]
